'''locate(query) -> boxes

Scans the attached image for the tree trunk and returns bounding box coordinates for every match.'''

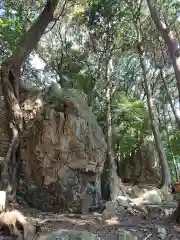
[137,45,171,189]
[163,105,179,182]
[105,59,125,200]
[147,0,180,104]
[0,0,59,201]
[160,69,180,129]
[173,157,179,182]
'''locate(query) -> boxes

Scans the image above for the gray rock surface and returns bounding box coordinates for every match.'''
[38,229,100,240]
[0,85,107,212]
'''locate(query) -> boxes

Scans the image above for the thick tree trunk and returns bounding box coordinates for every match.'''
[105,59,124,200]
[147,0,180,104]
[163,106,180,182]
[138,45,171,189]
[0,0,59,200]
[173,157,179,182]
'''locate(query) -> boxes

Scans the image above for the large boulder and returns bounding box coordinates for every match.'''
[16,85,107,212]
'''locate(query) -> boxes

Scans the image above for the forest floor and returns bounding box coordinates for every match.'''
[9,201,180,240]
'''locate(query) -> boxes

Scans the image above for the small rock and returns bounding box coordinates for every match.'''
[146,205,163,217]
[143,190,162,204]
[116,229,138,240]
[103,201,117,216]
[116,196,130,208]
[163,208,174,216]
[106,201,117,211]
[156,226,167,239]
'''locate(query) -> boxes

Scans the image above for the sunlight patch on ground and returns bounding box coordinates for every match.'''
[104,216,119,225]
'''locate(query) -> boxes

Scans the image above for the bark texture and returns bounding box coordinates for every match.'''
[160,69,180,129]
[138,45,171,189]
[105,60,125,200]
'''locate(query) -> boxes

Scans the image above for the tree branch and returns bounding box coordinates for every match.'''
[7,0,60,68]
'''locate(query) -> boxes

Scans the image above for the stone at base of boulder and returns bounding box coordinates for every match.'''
[116,196,131,208]
[102,197,133,216]
[156,226,167,239]
[81,194,93,214]
[116,229,138,240]
[102,201,119,216]
[146,205,163,218]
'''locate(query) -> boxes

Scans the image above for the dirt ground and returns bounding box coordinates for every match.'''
[8,202,180,240]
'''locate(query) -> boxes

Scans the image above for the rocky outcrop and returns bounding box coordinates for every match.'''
[0,84,107,212]
[127,185,173,202]
[119,139,161,185]
[102,187,176,219]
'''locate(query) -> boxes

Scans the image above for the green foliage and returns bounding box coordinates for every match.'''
[0,0,44,60]
[0,14,23,52]
[112,92,151,157]
[166,129,180,155]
